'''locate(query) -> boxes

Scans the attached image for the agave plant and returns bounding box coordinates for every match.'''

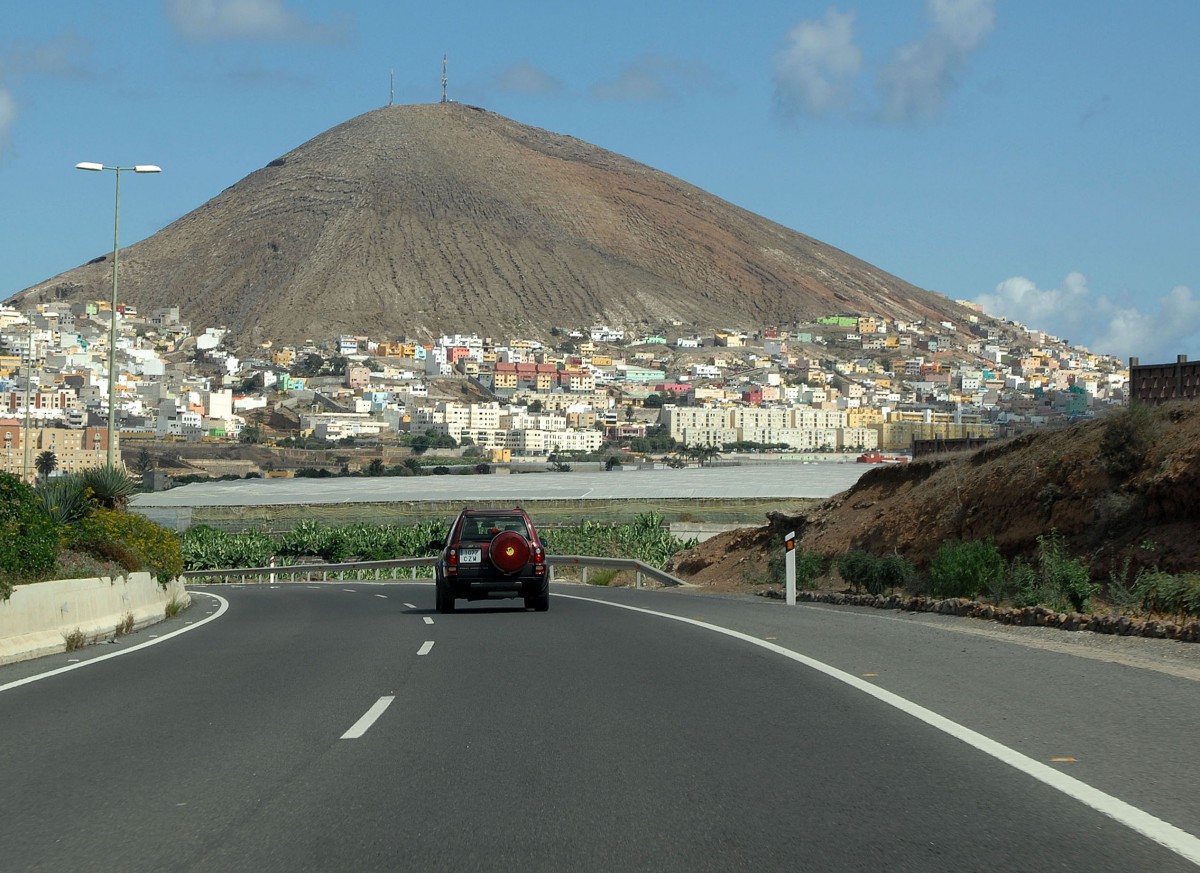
[35,474,91,525]
[79,464,138,510]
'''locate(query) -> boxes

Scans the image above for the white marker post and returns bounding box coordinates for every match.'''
[785,531,796,606]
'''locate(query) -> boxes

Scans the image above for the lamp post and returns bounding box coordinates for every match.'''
[75,161,161,468]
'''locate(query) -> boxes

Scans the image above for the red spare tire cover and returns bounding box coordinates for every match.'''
[490,530,531,573]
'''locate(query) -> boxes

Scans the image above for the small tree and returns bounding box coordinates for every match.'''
[130,448,154,475]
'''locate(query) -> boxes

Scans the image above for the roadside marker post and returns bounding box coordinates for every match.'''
[785,531,796,606]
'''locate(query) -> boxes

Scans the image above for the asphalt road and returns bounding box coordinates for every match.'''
[2,583,1197,872]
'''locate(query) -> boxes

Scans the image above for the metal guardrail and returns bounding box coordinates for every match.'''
[181,554,685,589]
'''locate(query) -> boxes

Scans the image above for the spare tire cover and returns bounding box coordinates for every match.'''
[490,530,531,573]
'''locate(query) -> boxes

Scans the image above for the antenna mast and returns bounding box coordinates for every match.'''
[389,68,394,106]
[441,54,448,103]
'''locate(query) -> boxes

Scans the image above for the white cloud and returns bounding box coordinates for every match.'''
[496,63,562,97]
[976,273,1200,362]
[0,87,16,151]
[1091,285,1200,363]
[0,32,92,79]
[590,55,715,102]
[165,0,348,42]
[0,33,93,153]
[878,0,995,122]
[772,8,863,118]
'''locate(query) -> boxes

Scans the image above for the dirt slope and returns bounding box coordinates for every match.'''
[669,404,1200,588]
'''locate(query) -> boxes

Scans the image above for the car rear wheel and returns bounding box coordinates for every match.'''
[436,584,455,614]
[525,592,549,612]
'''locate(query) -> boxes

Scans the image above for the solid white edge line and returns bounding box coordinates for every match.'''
[0,591,230,695]
[557,592,1200,867]
[417,640,434,656]
[341,695,395,739]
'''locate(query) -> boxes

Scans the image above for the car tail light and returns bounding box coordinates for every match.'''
[447,548,458,576]
[532,545,545,576]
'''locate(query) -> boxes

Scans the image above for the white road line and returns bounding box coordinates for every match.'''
[0,592,230,695]
[558,593,1200,868]
[340,696,395,739]
[374,594,388,599]
[343,588,356,593]
[417,641,434,656]
[403,602,417,609]
[423,616,434,625]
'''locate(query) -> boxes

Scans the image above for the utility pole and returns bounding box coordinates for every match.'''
[442,54,448,103]
[390,68,394,106]
[22,314,33,484]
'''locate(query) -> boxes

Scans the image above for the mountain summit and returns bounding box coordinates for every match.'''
[16,103,968,345]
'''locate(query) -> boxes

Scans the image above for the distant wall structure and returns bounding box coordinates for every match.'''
[1129,355,1199,404]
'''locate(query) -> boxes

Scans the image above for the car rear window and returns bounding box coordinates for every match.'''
[459,515,530,542]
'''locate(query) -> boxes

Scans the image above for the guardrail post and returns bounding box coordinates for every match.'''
[636,569,643,590]
[269,555,276,586]
[582,566,589,586]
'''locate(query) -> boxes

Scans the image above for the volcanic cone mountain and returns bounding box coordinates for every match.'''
[15,103,970,345]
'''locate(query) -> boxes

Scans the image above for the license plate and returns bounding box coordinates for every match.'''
[459,548,482,564]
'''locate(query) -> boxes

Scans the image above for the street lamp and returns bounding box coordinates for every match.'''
[75,161,161,468]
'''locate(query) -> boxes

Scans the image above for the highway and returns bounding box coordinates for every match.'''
[2,583,1198,872]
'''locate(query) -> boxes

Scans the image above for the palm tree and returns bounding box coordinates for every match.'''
[34,450,57,480]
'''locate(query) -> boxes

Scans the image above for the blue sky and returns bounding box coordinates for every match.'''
[1,0,1196,363]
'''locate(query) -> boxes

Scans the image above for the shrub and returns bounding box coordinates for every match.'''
[1009,558,1043,608]
[1036,531,1097,612]
[79,465,138,510]
[874,554,915,595]
[67,508,184,586]
[1099,404,1156,481]
[836,550,878,594]
[0,472,60,599]
[1133,570,1200,622]
[928,539,1005,600]
[794,548,827,590]
[35,474,92,525]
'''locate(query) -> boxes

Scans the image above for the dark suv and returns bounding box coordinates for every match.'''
[429,507,549,613]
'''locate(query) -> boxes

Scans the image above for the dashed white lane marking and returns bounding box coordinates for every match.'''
[341,696,395,739]
[0,592,230,694]
[403,603,417,609]
[375,594,388,599]
[343,589,356,593]
[423,617,434,625]
[417,641,434,656]
[558,593,1200,868]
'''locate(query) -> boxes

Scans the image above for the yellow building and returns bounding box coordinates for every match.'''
[0,423,112,480]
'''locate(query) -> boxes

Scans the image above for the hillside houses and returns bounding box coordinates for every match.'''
[0,300,1134,481]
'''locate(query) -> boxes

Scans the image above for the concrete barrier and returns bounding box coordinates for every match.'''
[0,574,191,666]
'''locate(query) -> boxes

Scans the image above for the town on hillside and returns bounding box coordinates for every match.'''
[0,298,1132,485]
